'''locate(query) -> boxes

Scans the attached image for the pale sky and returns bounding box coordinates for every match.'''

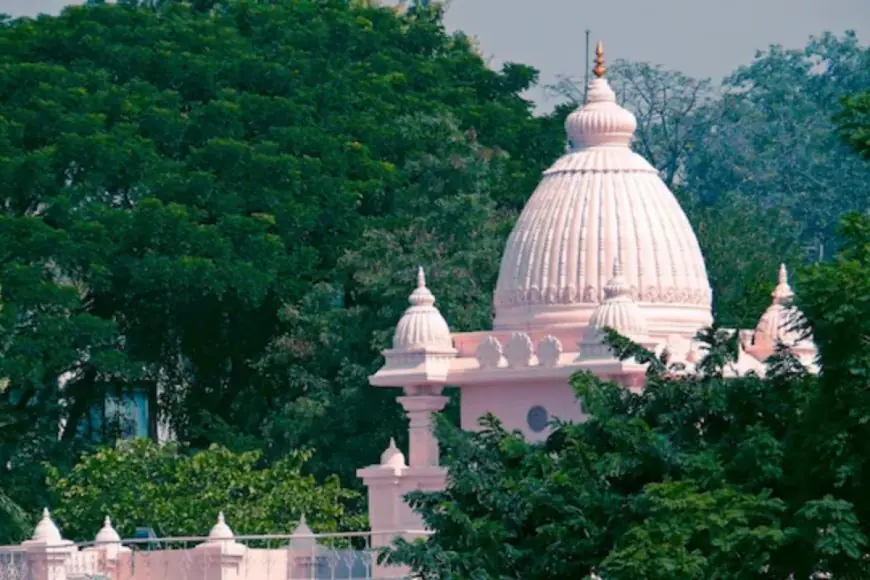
[3,0,869,108]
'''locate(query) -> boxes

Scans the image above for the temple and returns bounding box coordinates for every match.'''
[3,41,821,580]
[357,41,818,551]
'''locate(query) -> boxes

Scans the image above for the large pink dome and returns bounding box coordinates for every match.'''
[493,75,713,336]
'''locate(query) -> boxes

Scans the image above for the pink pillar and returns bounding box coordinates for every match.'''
[396,385,449,468]
[194,542,246,580]
[22,542,74,580]
[22,509,74,580]
[194,513,247,580]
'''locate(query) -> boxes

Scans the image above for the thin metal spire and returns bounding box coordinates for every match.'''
[583,29,591,104]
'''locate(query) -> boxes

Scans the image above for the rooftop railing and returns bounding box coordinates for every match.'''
[0,510,428,580]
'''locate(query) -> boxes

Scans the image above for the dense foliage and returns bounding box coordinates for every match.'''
[389,343,818,578]
[387,94,870,578]
[389,277,868,577]
[46,439,362,541]
[0,0,561,536]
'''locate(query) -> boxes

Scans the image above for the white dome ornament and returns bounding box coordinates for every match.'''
[391,267,453,351]
[380,438,407,470]
[370,267,458,387]
[197,511,245,557]
[32,508,63,544]
[207,512,234,542]
[589,258,649,333]
[95,516,121,544]
[290,514,317,550]
[579,258,652,360]
[747,263,815,360]
[93,516,128,559]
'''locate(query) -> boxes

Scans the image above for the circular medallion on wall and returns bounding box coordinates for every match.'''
[526,405,549,433]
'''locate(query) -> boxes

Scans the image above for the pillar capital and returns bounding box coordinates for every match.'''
[396,385,449,468]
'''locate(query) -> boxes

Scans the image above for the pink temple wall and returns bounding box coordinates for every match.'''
[10,540,406,580]
[459,380,584,442]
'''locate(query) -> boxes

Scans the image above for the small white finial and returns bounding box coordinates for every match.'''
[207,511,234,541]
[408,266,436,307]
[32,508,63,543]
[380,437,407,468]
[772,263,794,304]
[602,258,631,301]
[95,515,121,544]
[290,513,317,549]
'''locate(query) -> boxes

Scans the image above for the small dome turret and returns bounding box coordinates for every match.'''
[379,438,406,469]
[32,508,63,544]
[207,512,234,542]
[392,267,453,351]
[749,264,814,356]
[565,42,637,149]
[579,259,652,361]
[95,516,121,544]
[587,258,649,336]
[371,267,458,387]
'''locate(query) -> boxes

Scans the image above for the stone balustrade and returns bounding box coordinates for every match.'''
[0,509,418,580]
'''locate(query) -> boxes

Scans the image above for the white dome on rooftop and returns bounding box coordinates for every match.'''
[493,43,712,337]
[750,264,814,358]
[392,267,453,351]
[588,259,649,337]
[32,508,62,543]
[95,516,121,544]
[379,438,406,469]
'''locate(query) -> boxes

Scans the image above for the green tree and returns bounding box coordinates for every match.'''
[253,114,516,482]
[678,189,802,328]
[686,32,870,262]
[46,438,362,542]
[838,91,870,159]
[0,0,561,526]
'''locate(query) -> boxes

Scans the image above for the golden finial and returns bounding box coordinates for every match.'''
[593,40,606,78]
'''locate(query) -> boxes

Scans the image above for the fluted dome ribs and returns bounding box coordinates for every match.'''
[392,267,453,351]
[493,45,712,334]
